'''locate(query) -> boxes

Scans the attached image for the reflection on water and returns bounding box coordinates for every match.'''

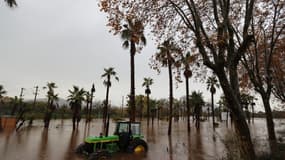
[0,118,284,160]
[168,136,173,160]
[63,129,79,160]
[38,129,49,160]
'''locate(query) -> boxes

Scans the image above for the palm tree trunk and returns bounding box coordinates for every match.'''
[44,100,51,128]
[88,93,94,122]
[167,59,173,136]
[72,109,76,130]
[147,94,150,126]
[185,77,190,132]
[130,41,136,122]
[103,79,110,136]
[85,102,89,122]
[211,92,215,128]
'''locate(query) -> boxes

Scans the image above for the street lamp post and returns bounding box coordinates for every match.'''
[88,84,95,122]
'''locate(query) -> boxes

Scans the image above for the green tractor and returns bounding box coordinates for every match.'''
[75,121,148,160]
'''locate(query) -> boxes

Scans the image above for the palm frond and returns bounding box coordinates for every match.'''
[5,0,17,7]
[122,40,129,48]
[140,35,147,45]
[103,80,111,87]
[121,29,131,40]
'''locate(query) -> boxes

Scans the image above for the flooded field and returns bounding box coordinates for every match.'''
[0,118,285,160]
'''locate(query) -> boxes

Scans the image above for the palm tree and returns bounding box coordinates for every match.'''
[4,0,17,7]
[206,75,220,129]
[101,67,119,135]
[43,82,58,128]
[67,86,86,130]
[154,39,181,135]
[181,52,193,132]
[190,91,205,129]
[142,77,153,126]
[121,18,146,122]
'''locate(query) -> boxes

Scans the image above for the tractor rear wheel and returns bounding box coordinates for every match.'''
[87,150,111,160]
[127,139,148,154]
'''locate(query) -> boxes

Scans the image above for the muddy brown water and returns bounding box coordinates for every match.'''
[0,118,284,160]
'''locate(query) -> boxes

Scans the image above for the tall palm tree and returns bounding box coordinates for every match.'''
[206,75,220,129]
[190,91,205,129]
[101,67,119,136]
[67,86,86,130]
[142,77,153,126]
[181,52,193,132]
[43,82,58,128]
[121,18,146,122]
[154,39,181,135]
[4,0,17,7]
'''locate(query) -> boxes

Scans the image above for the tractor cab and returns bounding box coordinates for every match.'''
[114,121,142,137]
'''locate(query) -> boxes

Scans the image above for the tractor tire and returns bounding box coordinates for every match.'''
[87,150,111,160]
[127,139,148,154]
[75,143,93,155]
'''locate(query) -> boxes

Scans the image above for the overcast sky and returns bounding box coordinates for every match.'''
[0,0,221,106]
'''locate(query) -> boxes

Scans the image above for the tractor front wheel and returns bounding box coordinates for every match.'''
[127,139,148,154]
[87,150,111,160]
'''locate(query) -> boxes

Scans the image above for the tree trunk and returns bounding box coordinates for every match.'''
[185,77,190,132]
[130,41,136,122]
[261,94,277,151]
[44,112,51,128]
[88,101,92,122]
[105,113,110,136]
[44,102,51,128]
[216,70,256,159]
[72,114,76,130]
[147,94,150,126]
[167,59,173,136]
[88,91,94,122]
[103,79,110,136]
[85,101,89,122]
[233,115,256,160]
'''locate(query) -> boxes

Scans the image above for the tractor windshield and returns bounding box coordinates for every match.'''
[115,122,141,135]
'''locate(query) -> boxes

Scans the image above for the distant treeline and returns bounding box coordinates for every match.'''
[255,111,285,119]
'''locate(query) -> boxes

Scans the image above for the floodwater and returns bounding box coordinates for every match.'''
[0,118,285,160]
